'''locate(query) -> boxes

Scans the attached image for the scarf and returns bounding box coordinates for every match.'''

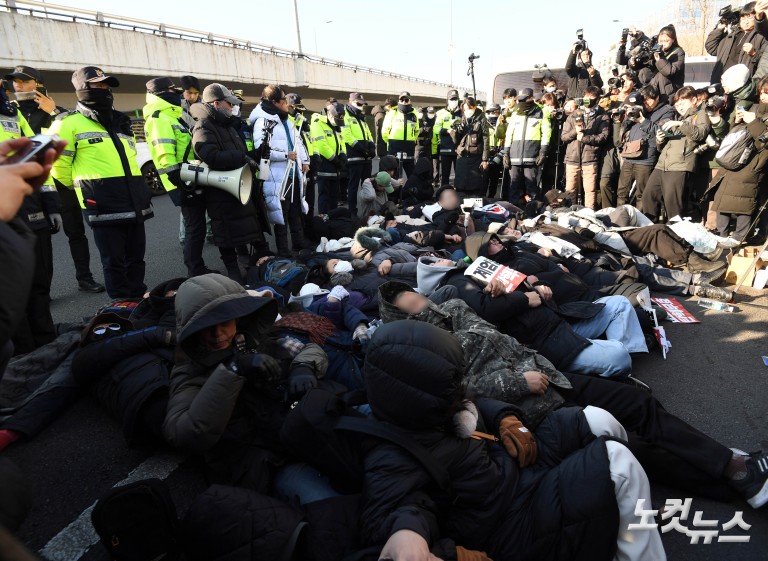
[261,100,289,121]
[156,91,181,107]
[275,312,336,345]
[76,88,113,114]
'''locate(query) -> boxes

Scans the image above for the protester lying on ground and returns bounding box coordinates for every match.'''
[416,256,647,379]
[379,280,768,506]
[349,227,420,278]
[71,279,183,447]
[162,273,330,494]
[361,319,666,561]
[405,185,468,236]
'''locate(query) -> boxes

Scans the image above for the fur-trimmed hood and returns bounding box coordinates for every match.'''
[350,227,392,261]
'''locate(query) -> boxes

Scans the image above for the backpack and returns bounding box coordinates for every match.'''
[91,478,180,561]
[715,124,755,171]
[263,258,309,288]
[280,388,451,496]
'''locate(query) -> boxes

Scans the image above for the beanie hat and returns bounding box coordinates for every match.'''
[721,64,752,94]
[350,227,392,261]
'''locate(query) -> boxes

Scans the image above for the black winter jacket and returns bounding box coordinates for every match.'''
[565,51,604,98]
[191,103,261,247]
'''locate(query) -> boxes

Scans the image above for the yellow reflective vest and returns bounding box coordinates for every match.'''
[142,93,192,193]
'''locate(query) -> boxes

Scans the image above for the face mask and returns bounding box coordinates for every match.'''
[463,109,475,119]
[545,86,556,93]
[14,91,36,102]
[231,104,241,117]
[216,104,232,118]
[397,102,411,113]
[355,101,365,109]
[517,101,533,112]
[447,99,459,111]
[334,260,353,274]
[427,111,435,119]
[156,91,181,107]
[76,88,114,111]
[582,98,594,108]
[488,116,498,126]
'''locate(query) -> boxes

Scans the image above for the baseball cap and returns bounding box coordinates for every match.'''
[375,171,394,193]
[4,65,42,82]
[447,89,460,100]
[399,91,411,101]
[146,77,182,94]
[72,66,120,90]
[349,92,368,105]
[202,83,240,105]
[286,93,305,108]
[426,106,436,114]
[517,88,534,101]
[486,103,502,113]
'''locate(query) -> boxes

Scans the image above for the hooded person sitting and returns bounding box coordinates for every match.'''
[162,273,329,493]
[361,320,666,561]
[401,156,436,205]
[406,185,468,235]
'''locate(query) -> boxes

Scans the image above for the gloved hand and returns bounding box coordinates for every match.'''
[288,365,317,397]
[328,285,349,301]
[166,168,182,187]
[535,152,547,167]
[148,326,176,347]
[352,323,370,347]
[367,141,376,157]
[245,156,259,171]
[48,212,63,233]
[502,152,511,168]
[337,152,348,166]
[230,352,283,389]
[499,415,537,467]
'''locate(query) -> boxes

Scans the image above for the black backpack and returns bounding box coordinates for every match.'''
[91,478,180,561]
[280,388,450,496]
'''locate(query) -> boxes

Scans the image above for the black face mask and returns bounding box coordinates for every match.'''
[398,102,412,113]
[488,116,499,126]
[156,91,181,107]
[517,101,533,112]
[76,87,114,113]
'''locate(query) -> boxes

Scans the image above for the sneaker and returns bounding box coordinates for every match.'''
[78,279,105,293]
[695,283,733,302]
[728,449,768,509]
[687,252,727,273]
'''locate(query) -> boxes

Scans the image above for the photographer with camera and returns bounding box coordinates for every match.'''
[617,27,656,87]
[450,97,489,194]
[600,71,639,207]
[641,86,710,222]
[483,104,505,198]
[502,88,551,205]
[650,25,686,101]
[539,93,566,192]
[565,33,603,98]
[691,90,730,227]
[707,2,765,84]
[561,86,609,210]
[616,86,675,208]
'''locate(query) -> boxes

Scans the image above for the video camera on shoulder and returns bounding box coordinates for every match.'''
[706,95,727,116]
[719,5,741,27]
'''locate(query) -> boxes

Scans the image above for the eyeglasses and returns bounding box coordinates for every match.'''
[92,323,121,336]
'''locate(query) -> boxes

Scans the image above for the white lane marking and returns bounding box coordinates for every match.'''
[39,453,185,561]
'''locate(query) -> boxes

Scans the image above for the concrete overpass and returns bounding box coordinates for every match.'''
[0,0,483,116]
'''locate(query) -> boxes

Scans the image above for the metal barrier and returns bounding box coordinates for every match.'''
[1,0,466,91]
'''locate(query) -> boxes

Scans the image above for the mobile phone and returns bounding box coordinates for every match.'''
[3,134,58,165]
[737,105,746,111]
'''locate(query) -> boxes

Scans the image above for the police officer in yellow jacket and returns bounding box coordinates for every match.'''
[310,100,346,213]
[432,89,463,186]
[342,92,375,215]
[381,91,419,177]
[287,93,316,227]
[49,66,153,299]
[0,89,61,354]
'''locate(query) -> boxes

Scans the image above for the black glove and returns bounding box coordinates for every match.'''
[148,326,176,347]
[535,152,547,167]
[167,168,182,187]
[367,141,376,156]
[338,152,348,165]
[288,365,317,397]
[230,353,283,389]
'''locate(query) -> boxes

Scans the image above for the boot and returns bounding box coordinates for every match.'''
[694,283,733,302]
[687,251,727,273]
[692,263,727,286]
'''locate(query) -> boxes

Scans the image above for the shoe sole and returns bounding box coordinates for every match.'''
[747,476,768,509]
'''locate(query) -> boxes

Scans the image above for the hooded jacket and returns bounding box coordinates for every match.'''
[402,157,436,204]
[250,101,310,226]
[654,104,710,173]
[379,281,570,429]
[163,274,327,491]
[191,103,261,247]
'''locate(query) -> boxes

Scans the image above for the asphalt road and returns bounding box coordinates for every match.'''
[5,193,768,561]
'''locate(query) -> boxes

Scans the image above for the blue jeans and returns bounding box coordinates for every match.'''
[565,296,648,378]
[273,462,340,505]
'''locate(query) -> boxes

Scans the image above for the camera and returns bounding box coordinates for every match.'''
[632,34,660,67]
[573,110,584,124]
[468,53,480,62]
[719,5,741,27]
[551,108,566,123]
[608,76,625,90]
[693,134,721,155]
[705,95,726,115]
[621,27,629,44]
[707,83,725,96]
[574,29,588,53]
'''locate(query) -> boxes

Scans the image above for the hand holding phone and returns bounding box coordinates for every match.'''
[0,135,67,191]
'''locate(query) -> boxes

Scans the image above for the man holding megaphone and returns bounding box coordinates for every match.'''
[189,83,266,282]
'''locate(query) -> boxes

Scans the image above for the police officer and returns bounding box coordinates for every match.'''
[483,103,504,198]
[287,93,316,232]
[381,91,419,178]
[142,77,210,278]
[49,66,153,299]
[432,89,462,186]
[310,99,346,213]
[0,88,61,354]
[6,65,104,293]
[342,92,375,215]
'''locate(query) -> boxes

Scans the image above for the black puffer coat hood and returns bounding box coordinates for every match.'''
[175,273,278,366]
[364,320,465,431]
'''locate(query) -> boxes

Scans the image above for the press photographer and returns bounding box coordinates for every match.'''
[565,30,603,98]
[650,24,687,100]
[691,87,730,226]
[617,27,657,87]
[706,2,765,84]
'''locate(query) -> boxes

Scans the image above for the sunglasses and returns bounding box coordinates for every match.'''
[399,97,410,102]
[92,323,122,336]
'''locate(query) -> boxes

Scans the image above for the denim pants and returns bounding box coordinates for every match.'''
[273,462,340,505]
[565,296,648,378]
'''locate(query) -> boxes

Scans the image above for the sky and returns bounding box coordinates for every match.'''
[45,0,672,97]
